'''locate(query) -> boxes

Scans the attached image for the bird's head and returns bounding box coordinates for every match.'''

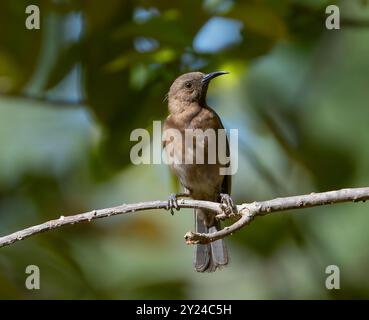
[167,71,228,110]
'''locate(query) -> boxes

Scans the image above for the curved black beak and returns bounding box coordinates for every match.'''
[202,71,229,84]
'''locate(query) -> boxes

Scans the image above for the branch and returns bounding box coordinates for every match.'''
[342,17,369,28]
[185,187,369,244]
[0,93,86,107]
[0,187,368,249]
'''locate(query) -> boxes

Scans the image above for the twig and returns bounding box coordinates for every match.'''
[0,187,368,248]
[0,93,86,107]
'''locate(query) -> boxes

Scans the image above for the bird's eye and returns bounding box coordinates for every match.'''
[185,82,192,89]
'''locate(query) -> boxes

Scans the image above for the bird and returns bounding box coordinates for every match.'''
[163,71,234,272]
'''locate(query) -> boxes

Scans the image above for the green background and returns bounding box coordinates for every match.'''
[1,0,369,299]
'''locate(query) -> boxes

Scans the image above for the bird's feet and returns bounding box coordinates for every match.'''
[166,192,191,215]
[167,193,180,215]
[219,193,236,216]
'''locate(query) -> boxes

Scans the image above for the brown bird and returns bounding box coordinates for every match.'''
[163,71,234,272]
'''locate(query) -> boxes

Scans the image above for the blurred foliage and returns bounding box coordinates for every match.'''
[1,0,369,299]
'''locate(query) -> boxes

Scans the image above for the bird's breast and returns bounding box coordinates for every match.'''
[164,106,226,200]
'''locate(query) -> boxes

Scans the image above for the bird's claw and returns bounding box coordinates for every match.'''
[219,193,235,216]
[167,193,180,215]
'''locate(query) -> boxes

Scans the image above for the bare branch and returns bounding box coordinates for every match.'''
[0,93,86,107]
[1,187,369,249]
[185,187,369,244]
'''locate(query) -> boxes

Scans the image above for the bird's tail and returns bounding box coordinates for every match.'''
[193,209,228,272]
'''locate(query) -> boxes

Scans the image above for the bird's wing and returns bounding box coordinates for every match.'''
[205,106,232,195]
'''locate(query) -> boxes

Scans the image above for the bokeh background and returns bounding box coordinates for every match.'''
[1,0,369,299]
